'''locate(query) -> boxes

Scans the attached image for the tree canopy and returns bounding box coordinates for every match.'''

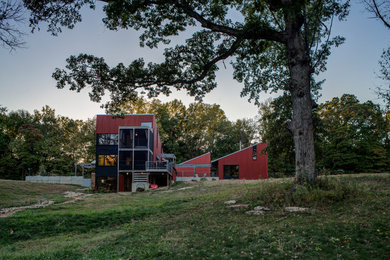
[0,106,95,179]
[20,0,350,183]
[260,94,390,176]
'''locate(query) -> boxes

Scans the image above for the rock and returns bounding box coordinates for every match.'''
[177,186,194,191]
[284,206,309,213]
[246,210,265,215]
[254,206,270,211]
[229,204,249,210]
[224,200,237,205]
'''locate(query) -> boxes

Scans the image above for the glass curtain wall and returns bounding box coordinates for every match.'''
[119,128,153,171]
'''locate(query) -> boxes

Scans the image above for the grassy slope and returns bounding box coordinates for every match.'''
[0,180,81,208]
[0,174,389,259]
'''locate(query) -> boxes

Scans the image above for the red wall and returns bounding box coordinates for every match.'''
[216,143,267,179]
[96,114,162,160]
[175,153,211,180]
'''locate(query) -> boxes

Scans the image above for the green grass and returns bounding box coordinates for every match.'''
[0,180,81,208]
[0,174,389,259]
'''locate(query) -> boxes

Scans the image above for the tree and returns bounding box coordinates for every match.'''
[25,0,349,183]
[317,94,388,173]
[362,0,390,108]
[259,94,295,176]
[0,0,25,50]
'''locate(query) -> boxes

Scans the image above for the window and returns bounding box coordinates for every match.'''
[119,129,133,148]
[97,155,118,166]
[97,134,118,145]
[134,151,148,170]
[97,176,117,192]
[119,151,133,170]
[223,165,239,179]
[141,122,152,128]
[149,130,154,150]
[252,145,257,160]
[134,129,148,147]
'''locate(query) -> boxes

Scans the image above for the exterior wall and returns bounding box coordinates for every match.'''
[96,114,157,134]
[26,176,91,187]
[96,114,165,191]
[216,143,268,180]
[175,153,211,181]
[96,114,162,162]
[96,144,118,177]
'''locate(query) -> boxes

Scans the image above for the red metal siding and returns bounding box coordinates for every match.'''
[175,153,211,180]
[96,115,156,134]
[96,114,162,158]
[217,143,268,179]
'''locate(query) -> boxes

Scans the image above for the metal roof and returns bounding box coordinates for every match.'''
[177,152,211,165]
[211,142,263,163]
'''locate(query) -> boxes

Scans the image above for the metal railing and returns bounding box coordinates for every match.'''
[145,161,173,175]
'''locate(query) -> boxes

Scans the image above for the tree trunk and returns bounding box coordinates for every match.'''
[286,26,316,184]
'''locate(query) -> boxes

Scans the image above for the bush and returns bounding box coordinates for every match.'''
[246,176,361,208]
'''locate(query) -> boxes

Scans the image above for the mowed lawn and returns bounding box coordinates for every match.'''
[0,174,389,259]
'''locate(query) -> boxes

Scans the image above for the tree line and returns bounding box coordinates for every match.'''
[0,100,257,179]
[1,92,388,179]
[260,93,390,176]
[0,106,95,179]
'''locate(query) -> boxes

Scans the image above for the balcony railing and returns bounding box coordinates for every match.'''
[146,161,173,175]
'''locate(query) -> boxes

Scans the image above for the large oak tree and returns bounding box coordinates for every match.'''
[24,0,349,183]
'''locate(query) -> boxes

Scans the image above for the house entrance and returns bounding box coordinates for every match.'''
[119,172,132,192]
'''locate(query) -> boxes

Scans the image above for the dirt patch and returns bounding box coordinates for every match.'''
[0,191,93,218]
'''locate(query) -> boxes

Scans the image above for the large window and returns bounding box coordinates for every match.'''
[119,151,133,170]
[135,129,148,148]
[97,176,117,192]
[97,155,118,166]
[134,151,148,170]
[119,129,133,148]
[97,134,118,145]
[223,165,239,179]
[149,130,154,150]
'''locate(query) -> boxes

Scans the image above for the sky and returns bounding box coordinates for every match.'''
[0,1,389,122]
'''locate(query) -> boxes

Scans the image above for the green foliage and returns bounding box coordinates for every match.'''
[377,47,390,109]
[0,105,95,179]
[36,0,349,108]
[318,94,388,172]
[243,176,360,208]
[260,94,390,176]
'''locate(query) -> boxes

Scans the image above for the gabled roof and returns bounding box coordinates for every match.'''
[177,152,211,165]
[211,143,263,163]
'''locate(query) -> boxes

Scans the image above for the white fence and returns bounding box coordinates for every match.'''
[176,176,219,182]
[26,176,91,187]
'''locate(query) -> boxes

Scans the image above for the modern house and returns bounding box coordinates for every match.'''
[95,114,268,192]
[95,114,174,192]
[211,143,268,179]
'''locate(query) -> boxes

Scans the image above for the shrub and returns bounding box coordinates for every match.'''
[246,176,361,208]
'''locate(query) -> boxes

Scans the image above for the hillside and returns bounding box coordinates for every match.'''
[0,174,389,259]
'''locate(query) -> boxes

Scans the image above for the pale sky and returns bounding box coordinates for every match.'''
[0,2,389,121]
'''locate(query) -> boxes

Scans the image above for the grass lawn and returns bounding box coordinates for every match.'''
[0,174,389,259]
[0,180,81,208]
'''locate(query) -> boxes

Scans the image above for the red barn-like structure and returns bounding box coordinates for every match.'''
[211,143,268,179]
[175,153,211,181]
